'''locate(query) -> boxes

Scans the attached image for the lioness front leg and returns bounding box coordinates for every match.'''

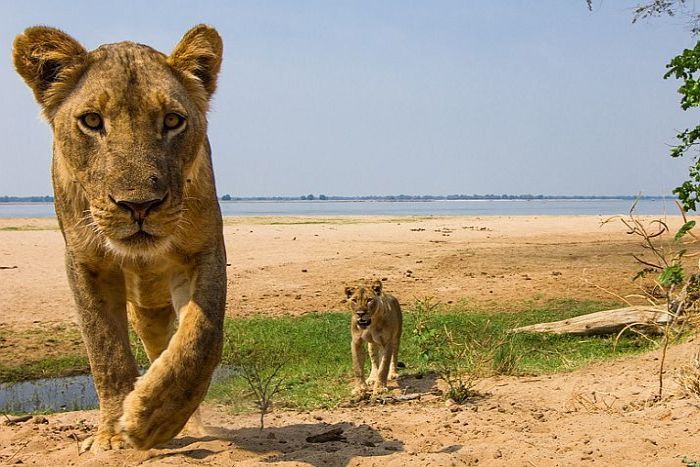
[351,338,368,395]
[120,251,225,449]
[66,257,140,453]
[128,303,204,436]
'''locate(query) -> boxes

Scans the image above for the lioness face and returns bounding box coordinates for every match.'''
[345,281,383,328]
[14,26,222,258]
[50,45,209,255]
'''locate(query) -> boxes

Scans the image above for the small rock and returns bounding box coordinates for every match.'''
[33,416,48,424]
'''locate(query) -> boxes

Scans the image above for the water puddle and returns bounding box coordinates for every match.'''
[0,366,237,413]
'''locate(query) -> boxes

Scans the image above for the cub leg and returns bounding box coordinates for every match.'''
[388,330,401,380]
[66,258,139,454]
[351,337,368,395]
[372,342,394,395]
[120,252,225,450]
[366,342,382,384]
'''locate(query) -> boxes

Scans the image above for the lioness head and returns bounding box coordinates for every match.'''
[13,25,223,256]
[345,281,384,328]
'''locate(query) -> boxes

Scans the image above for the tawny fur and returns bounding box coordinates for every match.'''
[13,25,226,452]
[345,281,403,395]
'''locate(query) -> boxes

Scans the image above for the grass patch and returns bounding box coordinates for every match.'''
[0,298,667,412]
[0,355,90,382]
[209,298,661,412]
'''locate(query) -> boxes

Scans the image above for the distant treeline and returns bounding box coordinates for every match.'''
[0,194,672,203]
[219,194,670,202]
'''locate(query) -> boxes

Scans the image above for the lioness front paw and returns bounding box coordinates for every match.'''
[80,430,129,454]
[120,390,184,450]
[372,384,389,397]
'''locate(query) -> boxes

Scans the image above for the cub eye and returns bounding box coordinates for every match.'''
[80,113,103,130]
[163,113,185,131]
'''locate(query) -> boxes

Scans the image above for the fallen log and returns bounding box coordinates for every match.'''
[511,306,670,336]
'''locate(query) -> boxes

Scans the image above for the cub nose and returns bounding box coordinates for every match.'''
[113,195,166,224]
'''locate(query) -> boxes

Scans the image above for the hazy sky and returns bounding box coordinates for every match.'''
[1,1,697,197]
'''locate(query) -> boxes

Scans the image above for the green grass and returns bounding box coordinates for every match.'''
[208,298,662,412]
[0,355,90,382]
[0,298,668,413]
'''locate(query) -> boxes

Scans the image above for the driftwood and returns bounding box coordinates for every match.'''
[511,306,670,336]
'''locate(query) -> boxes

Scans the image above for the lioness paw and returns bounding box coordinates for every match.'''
[80,431,129,454]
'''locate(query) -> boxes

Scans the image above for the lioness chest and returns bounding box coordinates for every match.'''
[122,260,189,309]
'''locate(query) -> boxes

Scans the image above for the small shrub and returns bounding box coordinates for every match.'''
[229,342,288,430]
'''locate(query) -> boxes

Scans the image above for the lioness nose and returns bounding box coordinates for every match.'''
[115,196,165,224]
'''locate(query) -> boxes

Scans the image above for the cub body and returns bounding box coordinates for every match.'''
[345,281,403,395]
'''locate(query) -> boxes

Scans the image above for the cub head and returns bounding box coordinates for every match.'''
[345,280,383,328]
[12,25,223,257]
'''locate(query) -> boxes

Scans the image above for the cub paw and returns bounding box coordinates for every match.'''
[79,430,128,454]
[351,383,368,397]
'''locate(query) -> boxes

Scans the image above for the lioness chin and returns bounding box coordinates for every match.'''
[345,281,403,396]
[13,25,226,452]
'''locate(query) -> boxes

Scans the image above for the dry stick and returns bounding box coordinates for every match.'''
[69,433,81,457]
[5,441,29,464]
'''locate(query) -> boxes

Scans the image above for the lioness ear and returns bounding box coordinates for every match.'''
[12,26,87,116]
[344,287,356,299]
[371,280,383,295]
[169,24,223,98]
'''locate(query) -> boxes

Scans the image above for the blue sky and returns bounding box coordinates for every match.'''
[1,1,697,196]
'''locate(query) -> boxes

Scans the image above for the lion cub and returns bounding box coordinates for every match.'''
[345,281,403,395]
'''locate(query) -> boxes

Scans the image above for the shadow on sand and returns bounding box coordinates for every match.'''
[148,421,404,466]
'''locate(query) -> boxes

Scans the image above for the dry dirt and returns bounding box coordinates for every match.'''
[2,215,700,465]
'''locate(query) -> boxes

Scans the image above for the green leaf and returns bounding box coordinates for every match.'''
[659,264,684,287]
[675,220,696,240]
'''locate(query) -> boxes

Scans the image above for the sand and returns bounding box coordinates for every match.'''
[1,214,699,466]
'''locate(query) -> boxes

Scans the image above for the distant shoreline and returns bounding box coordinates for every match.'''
[0,195,674,204]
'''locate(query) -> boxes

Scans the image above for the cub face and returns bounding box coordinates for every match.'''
[12,26,222,257]
[345,281,384,329]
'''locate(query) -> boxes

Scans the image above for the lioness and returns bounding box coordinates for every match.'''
[345,281,403,395]
[13,26,226,452]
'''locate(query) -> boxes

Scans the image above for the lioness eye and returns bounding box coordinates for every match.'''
[80,113,103,130]
[163,113,185,131]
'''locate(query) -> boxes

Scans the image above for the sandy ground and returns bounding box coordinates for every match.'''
[0,215,673,328]
[2,214,700,465]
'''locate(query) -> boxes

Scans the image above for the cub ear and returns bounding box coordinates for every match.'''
[344,286,356,300]
[12,26,87,116]
[168,24,223,98]
[371,280,383,295]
